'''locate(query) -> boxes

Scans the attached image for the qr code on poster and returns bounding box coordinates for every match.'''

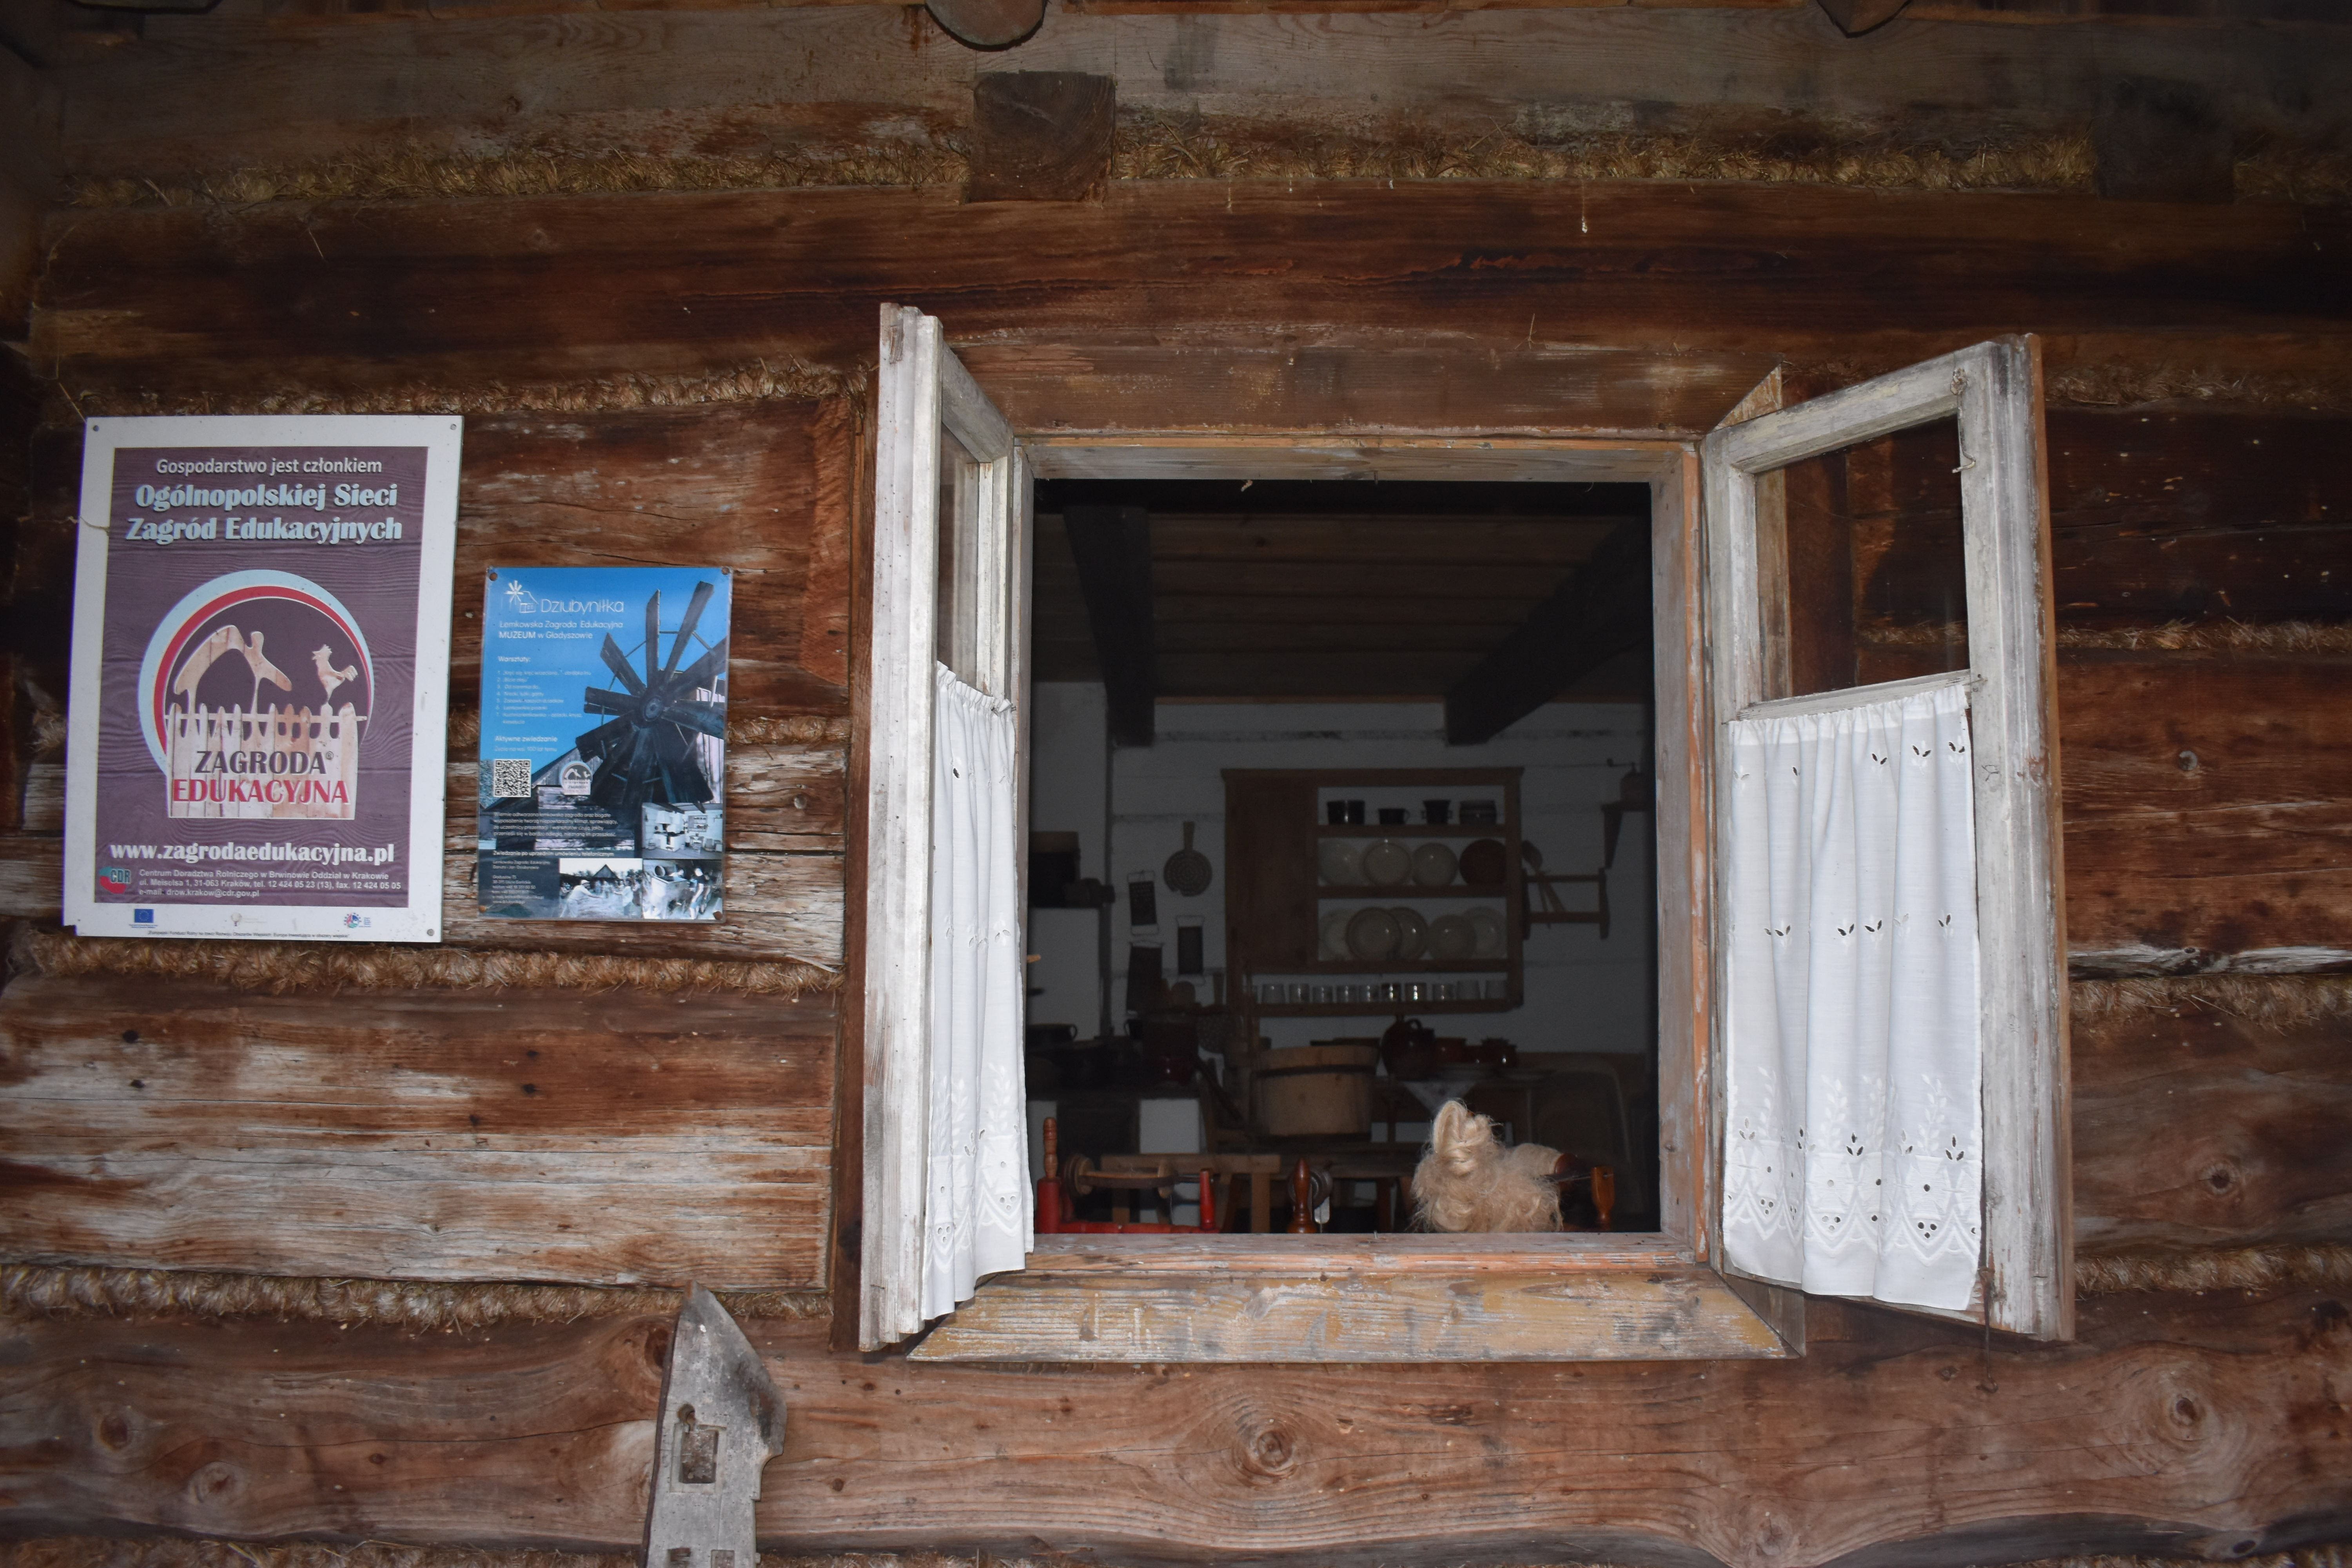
[489,759,534,799]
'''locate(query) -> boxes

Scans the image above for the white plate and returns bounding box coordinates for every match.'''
[1410,840,1458,887]
[1318,839,1363,886]
[1469,906,1504,957]
[1428,912,1475,959]
[1321,909,1353,959]
[1361,839,1412,887]
[1390,905,1428,961]
[1347,906,1401,960]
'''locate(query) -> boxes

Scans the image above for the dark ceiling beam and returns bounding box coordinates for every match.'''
[1443,518,1652,746]
[1063,503,1156,747]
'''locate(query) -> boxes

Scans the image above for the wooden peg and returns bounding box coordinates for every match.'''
[1287,1157,1318,1235]
[1035,1118,1063,1234]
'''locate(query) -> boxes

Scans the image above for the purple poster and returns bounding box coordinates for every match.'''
[64,416,461,943]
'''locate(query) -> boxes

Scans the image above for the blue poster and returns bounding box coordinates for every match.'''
[476,566,728,921]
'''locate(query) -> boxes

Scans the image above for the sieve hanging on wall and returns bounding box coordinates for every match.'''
[1164,822,1212,897]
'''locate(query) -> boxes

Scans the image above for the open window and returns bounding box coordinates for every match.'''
[857,309,2069,1357]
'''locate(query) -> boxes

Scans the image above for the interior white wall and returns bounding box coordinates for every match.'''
[1024,681,1108,1036]
[1025,687,1655,1062]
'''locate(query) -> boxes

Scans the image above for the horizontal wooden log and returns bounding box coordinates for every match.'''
[2072,981,2352,1253]
[2057,655,2352,961]
[0,835,842,967]
[36,185,2352,406]
[3,1288,2347,1564]
[35,4,2352,178]
[1847,410,2352,630]
[22,406,850,721]
[0,976,837,1287]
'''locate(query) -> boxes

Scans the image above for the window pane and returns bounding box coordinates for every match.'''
[936,427,983,678]
[1768,417,1969,699]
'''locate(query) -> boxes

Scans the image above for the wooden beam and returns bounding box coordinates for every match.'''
[35,6,2352,181]
[1443,518,1651,744]
[3,1288,2347,1559]
[1062,503,1155,746]
[2093,77,2234,205]
[33,186,2352,406]
[2073,978,2352,1254]
[927,0,1044,49]
[0,976,838,1287]
[965,73,1114,202]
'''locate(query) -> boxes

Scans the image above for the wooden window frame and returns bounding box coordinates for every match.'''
[906,435,1802,1362]
[859,331,2068,1360]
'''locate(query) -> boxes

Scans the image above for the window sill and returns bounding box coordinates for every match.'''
[910,1235,1803,1362]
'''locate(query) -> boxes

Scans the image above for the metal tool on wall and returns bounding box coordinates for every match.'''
[642,1286,786,1568]
[1164,821,1212,896]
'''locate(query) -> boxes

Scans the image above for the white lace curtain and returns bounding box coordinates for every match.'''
[922,662,1031,1321]
[1722,680,1984,1312]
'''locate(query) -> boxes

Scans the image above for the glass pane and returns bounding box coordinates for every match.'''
[935,428,983,679]
[1769,416,1970,699]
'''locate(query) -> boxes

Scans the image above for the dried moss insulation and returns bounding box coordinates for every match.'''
[5,1539,2349,1568]
[1864,621,2352,653]
[2,1548,1049,1568]
[13,930,841,998]
[64,361,861,421]
[0,1265,824,1329]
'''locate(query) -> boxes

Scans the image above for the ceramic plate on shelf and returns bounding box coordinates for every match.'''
[1347,906,1401,961]
[1410,840,1458,887]
[1428,912,1475,960]
[1361,838,1412,887]
[1318,838,1364,886]
[1458,838,1508,888]
[1321,909,1353,959]
[1468,906,1504,957]
[1390,905,1428,961]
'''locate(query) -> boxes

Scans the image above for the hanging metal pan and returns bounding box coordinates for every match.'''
[1164,821,1213,897]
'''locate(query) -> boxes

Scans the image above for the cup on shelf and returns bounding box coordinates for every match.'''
[1405,981,1430,1004]
[1377,807,1408,826]
[1259,982,1285,1005]
[1345,799,1367,825]
[1460,799,1499,826]
[1287,983,1311,1004]
[1326,799,1350,826]
[1436,982,1459,1002]
[1423,799,1451,825]
[1376,981,1402,1004]
[1314,985,1336,1005]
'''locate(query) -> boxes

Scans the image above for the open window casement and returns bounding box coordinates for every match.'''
[860,304,1035,1351]
[1702,338,2073,1341]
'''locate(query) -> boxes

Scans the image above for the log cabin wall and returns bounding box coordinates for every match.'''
[1,0,2348,1562]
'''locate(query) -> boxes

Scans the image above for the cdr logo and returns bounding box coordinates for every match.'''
[343,912,372,929]
[97,866,131,894]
